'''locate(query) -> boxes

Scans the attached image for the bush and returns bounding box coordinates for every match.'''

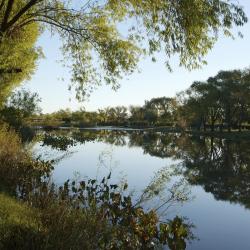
[23,176,193,250]
[0,124,53,196]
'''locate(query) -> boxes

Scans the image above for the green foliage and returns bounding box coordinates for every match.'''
[29,67,250,131]
[145,97,177,121]
[0,89,41,129]
[0,0,247,100]
[0,193,42,249]
[143,109,158,125]
[98,106,128,125]
[0,124,53,195]
[0,0,42,104]
[30,100,178,128]
[25,175,193,250]
[6,89,41,115]
[177,68,250,131]
[129,106,145,122]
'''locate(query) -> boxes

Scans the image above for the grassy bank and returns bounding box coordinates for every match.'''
[0,193,41,249]
[34,124,250,139]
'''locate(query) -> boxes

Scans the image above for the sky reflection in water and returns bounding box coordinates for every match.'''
[36,130,250,250]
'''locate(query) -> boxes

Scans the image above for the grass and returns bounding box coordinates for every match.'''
[0,193,41,249]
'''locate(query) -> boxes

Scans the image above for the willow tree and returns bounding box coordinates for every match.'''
[0,1,41,104]
[0,0,248,102]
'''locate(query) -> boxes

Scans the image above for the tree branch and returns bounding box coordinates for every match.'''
[3,0,40,32]
[1,0,15,31]
[0,0,5,12]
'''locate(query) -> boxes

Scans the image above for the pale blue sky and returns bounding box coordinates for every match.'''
[25,1,250,113]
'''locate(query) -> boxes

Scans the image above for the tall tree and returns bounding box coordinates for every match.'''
[178,68,250,131]
[0,88,41,128]
[0,0,41,104]
[144,97,177,124]
[208,69,250,131]
[129,106,145,122]
[0,0,247,102]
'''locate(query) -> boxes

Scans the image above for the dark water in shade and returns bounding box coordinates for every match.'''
[35,129,250,250]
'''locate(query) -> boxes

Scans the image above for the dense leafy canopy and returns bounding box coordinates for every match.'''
[0,0,247,101]
[0,89,41,129]
[0,1,41,104]
[178,68,250,131]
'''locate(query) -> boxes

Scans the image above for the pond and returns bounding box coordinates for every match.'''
[34,129,250,250]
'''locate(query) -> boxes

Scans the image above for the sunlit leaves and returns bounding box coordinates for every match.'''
[0,0,248,101]
[0,23,41,104]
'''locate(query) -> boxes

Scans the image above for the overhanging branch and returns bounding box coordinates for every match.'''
[2,0,41,32]
[1,0,15,31]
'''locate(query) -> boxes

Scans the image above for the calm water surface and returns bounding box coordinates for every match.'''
[35,129,250,250]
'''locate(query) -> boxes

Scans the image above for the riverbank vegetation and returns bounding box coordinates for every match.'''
[30,68,250,133]
[0,124,194,249]
[0,0,249,248]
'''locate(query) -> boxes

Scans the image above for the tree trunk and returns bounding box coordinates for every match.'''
[211,121,215,132]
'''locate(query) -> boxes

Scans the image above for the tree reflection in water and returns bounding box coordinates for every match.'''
[179,136,250,209]
[40,129,250,209]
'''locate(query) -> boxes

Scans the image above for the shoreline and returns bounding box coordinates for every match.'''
[32,125,250,139]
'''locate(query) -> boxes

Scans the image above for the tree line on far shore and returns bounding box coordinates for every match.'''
[7,68,248,132]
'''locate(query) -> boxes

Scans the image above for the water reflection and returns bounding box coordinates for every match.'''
[179,136,250,209]
[40,129,250,209]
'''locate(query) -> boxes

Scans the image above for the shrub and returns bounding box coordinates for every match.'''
[0,124,53,196]
[26,176,194,250]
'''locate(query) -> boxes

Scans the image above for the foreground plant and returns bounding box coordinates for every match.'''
[0,124,53,195]
[26,175,194,249]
